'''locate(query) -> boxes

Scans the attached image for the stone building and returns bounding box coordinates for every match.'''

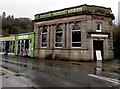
[34,4,115,61]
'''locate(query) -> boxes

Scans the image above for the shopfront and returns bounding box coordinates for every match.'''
[0,36,15,55]
[15,33,35,57]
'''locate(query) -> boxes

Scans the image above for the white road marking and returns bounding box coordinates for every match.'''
[88,74,120,85]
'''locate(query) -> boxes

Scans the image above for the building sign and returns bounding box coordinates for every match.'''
[0,36,15,41]
[18,35,28,39]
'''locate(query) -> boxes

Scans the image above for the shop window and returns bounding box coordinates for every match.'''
[8,41,12,53]
[17,40,31,56]
[41,29,47,48]
[5,41,9,53]
[72,25,81,48]
[0,41,2,52]
[96,24,101,32]
[3,41,6,52]
[55,26,63,48]
[17,40,20,55]
[9,41,14,53]
[12,41,15,53]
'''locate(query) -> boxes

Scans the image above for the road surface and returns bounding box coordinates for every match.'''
[0,55,119,88]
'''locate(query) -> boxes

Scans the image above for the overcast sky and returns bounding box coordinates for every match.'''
[0,0,119,23]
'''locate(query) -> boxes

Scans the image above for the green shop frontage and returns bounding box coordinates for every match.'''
[15,33,35,57]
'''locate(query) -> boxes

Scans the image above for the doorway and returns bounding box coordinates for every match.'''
[93,40,103,60]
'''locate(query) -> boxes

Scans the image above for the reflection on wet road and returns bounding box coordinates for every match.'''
[0,55,119,88]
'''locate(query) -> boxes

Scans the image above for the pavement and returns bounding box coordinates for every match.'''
[0,67,38,88]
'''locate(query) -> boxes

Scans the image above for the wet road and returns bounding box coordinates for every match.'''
[0,55,119,88]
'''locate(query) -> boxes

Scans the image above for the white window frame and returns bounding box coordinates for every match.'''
[41,29,48,48]
[71,26,81,48]
[55,27,63,48]
[96,24,102,32]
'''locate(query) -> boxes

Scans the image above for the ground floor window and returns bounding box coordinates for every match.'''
[0,41,3,52]
[3,41,6,52]
[71,25,81,48]
[41,29,47,48]
[0,41,15,53]
[55,26,63,48]
[9,41,15,53]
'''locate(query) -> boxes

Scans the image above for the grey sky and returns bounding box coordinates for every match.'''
[1,0,119,23]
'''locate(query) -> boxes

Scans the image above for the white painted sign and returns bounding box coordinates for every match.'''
[18,35,28,39]
[96,50,102,61]
[91,34,108,37]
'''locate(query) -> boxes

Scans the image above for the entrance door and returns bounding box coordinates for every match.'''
[93,40,103,60]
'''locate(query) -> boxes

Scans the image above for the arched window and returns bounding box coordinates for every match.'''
[71,25,81,47]
[55,26,63,47]
[41,29,47,48]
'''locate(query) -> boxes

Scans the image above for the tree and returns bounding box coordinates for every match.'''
[113,25,120,59]
[11,15,14,20]
[2,12,6,18]
[2,12,34,36]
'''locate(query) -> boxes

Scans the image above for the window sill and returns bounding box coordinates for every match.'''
[55,47,62,48]
[71,47,81,48]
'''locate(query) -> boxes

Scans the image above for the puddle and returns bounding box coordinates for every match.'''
[15,73,25,77]
[71,62,81,65]
[94,61,103,75]
[23,64,28,67]
[2,66,8,69]
[4,76,9,78]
